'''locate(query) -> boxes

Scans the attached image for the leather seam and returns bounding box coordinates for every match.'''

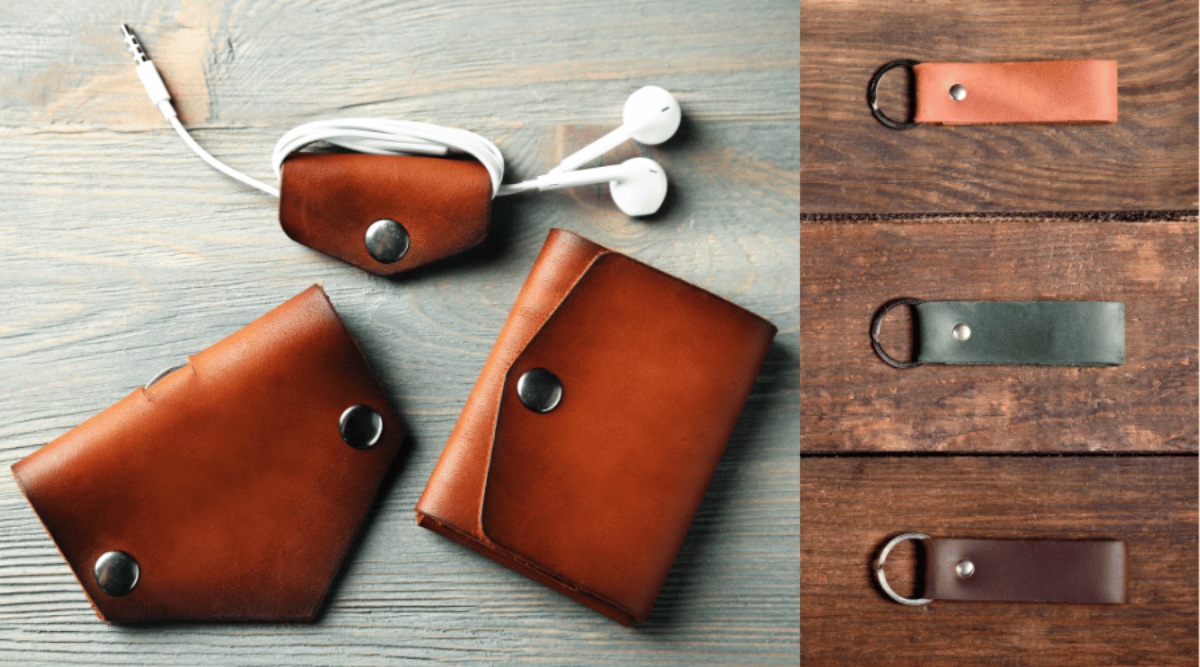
[415,510,638,621]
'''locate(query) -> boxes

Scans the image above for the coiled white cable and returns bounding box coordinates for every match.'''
[124,25,523,200]
[268,118,509,197]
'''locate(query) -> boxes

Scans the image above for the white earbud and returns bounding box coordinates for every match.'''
[548,86,681,174]
[510,157,667,216]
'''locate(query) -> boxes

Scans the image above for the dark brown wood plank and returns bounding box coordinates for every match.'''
[800,456,1199,666]
[800,216,1198,453]
[800,0,1199,213]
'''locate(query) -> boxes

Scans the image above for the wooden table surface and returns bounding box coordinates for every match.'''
[801,0,1198,663]
[0,2,800,665]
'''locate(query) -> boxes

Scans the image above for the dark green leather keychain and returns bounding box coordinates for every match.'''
[872,298,1125,368]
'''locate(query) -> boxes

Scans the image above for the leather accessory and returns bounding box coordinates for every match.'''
[279,153,493,276]
[876,533,1127,606]
[414,228,777,624]
[871,298,1125,368]
[11,285,406,623]
[869,59,1118,129]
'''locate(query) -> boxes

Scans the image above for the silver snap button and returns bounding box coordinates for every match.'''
[339,404,384,449]
[952,323,971,341]
[364,219,410,263]
[949,84,967,101]
[94,550,139,596]
[517,368,563,413]
[955,559,975,578]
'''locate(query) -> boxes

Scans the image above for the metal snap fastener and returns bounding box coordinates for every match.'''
[956,559,975,578]
[949,84,967,101]
[339,404,384,449]
[517,368,562,413]
[94,550,139,596]
[364,219,410,263]
[952,323,971,341]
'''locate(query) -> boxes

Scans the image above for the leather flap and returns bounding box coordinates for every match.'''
[11,286,406,622]
[477,249,777,622]
[279,153,492,275]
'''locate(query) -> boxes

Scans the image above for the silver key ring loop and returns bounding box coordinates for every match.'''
[875,532,932,606]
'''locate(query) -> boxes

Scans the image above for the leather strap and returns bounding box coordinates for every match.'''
[926,538,1126,604]
[911,300,1124,366]
[912,60,1117,125]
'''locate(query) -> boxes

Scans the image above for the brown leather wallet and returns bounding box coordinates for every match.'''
[415,229,778,624]
[11,285,406,623]
[279,153,492,276]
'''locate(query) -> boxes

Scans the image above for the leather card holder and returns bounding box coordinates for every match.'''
[11,285,406,623]
[415,228,777,624]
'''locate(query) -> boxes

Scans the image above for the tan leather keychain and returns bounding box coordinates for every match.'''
[870,59,1118,129]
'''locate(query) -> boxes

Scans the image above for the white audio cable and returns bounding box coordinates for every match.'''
[121,24,509,199]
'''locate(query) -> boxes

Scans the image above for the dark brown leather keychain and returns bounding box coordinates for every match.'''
[869,59,1118,129]
[871,298,1125,368]
[876,533,1127,606]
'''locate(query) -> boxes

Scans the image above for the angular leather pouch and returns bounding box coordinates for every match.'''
[415,229,777,624]
[11,285,406,623]
[279,153,492,276]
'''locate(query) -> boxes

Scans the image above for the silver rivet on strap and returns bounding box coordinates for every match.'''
[956,559,975,578]
[949,84,967,101]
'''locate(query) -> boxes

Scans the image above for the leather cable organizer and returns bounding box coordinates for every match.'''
[871,298,1125,368]
[875,533,1127,606]
[279,153,493,276]
[868,59,1118,129]
[415,228,778,624]
[11,285,407,623]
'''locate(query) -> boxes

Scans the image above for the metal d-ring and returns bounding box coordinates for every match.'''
[871,297,923,369]
[868,59,921,130]
[876,532,932,606]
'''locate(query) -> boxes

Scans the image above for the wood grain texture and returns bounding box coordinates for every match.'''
[0,1,799,664]
[799,0,1199,213]
[800,456,1199,666]
[800,216,1198,453]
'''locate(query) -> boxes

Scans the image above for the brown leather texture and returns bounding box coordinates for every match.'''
[926,538,1126,604]
[913,60,1118,125]
[11,285,406,623]
[278,153,492,276]
[415,228,777,624]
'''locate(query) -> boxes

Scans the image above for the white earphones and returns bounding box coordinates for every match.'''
[498,157,668,217]
[498,86,681,215]
[549,86,682,174]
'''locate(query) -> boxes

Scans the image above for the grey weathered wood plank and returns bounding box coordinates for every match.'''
[0,1,800,664]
